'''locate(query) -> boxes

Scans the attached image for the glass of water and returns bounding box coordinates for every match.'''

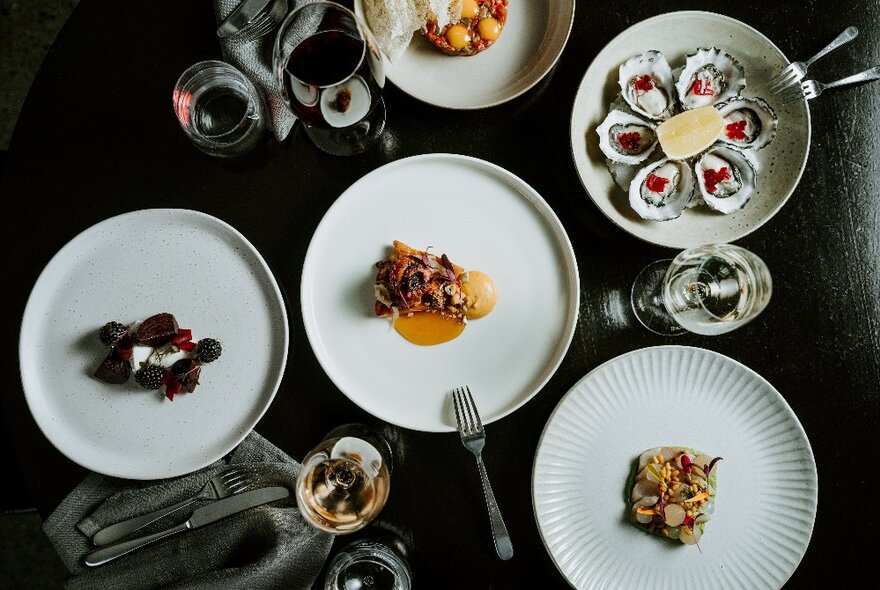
[324,537,412,590]
[631,244,773,336]
[172,60,266,157]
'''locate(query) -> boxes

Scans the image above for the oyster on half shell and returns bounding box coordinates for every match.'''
[716,98,778,151]
[629,158,695,221]
[618,50,677,121]
[596,109,659,165]
[676,47,746,110]
[694,145,756,213]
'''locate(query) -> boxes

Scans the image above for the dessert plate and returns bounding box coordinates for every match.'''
[570,11,811,248]
[533,346,817,590]
[357,0,575,109]
[301,154,579,432]
[19,209,288,479]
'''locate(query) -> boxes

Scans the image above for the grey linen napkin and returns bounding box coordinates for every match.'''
[213,0,307,141]
[44,432,333,589]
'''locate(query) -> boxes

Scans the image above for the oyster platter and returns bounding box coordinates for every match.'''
[599,47,778,221]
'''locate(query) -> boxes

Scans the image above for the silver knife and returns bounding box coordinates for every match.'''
[83,486,290,567]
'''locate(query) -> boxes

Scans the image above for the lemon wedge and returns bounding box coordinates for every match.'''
[656,106,724,160]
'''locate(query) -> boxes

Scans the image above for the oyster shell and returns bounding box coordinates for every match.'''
[716,97,778,150]
[618,50,677,121]
[676,48,746,110]
[694,146,756,213]
[629,158,695,221]
[596,109,659,165]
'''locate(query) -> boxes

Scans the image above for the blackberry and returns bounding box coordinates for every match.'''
[196,338,222,363]
[135,365,167,390]
[99,321,128,347]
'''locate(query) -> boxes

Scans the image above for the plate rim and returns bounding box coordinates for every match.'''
[531,344,818,589]
[568,10,813,249]
[18,208,290,479]
[300,153,580,432]
[382,0,577,110]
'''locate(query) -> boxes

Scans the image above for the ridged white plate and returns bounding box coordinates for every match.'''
[533,346,817,590]
[19,209,288,479]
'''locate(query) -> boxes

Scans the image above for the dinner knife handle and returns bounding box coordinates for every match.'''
[84,521,191,567]
[92,498,196,546]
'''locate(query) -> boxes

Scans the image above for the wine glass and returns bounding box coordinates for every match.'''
[273,1,386,156]
[295,424,392,534]
[631,244,773,336]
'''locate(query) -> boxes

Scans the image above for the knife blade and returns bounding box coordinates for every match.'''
[84,486,290,567]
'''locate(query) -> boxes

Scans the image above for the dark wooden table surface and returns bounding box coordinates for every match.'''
[2,0,878,587]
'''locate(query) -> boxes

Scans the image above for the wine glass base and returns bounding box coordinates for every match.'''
[303,98,386,156]
[631,259,686,336]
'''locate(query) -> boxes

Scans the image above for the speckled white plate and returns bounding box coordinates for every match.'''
[19,209,288,479]
[301,154,579,432]
[571,11,811,248]
[356,0,575,109]
[533,346,817,590]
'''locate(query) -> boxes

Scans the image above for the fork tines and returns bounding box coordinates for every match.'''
[779,82,807,105]
[453,386,484,435]
[769,66,802,94]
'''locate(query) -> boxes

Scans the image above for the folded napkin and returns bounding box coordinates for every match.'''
[44,432,333,590]
[213,0,309,141]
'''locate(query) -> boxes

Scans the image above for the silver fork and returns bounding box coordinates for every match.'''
[769,26,858,94]
[452,386,514,561]
[780,65,880,104]
[91,468,253,546]
[230,0,288,44]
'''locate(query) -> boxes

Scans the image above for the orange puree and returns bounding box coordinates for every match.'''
[394,313,465,346]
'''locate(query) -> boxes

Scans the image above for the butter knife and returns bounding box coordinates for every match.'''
[83,486,289,567]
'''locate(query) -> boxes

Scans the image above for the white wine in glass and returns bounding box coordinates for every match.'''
[296,424,391,534]
[631,244,772,336]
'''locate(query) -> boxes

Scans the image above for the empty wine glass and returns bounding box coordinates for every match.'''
[324,533,412,590]
[295,424,392,534]
[631,244,772,336]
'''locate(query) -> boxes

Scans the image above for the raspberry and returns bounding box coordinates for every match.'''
[197,338,222,363]
[99,321,128,347]
[135,365,167,390]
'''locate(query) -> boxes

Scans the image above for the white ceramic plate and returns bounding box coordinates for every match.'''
[533,345,817,590]
[301,154,579,432]
[19,209,288,479]
[358,0,574,109]
[571,11,811,248]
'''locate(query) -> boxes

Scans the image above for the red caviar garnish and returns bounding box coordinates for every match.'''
[617,132,642,152]
[645,173,670,193]
[634,75,654,92]
[691,79,714,96]
[726,120,748,140]
[703,167,731,194]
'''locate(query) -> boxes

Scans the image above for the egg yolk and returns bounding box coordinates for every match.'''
[460,0,479,19]
[462,271,497,319]
[446,24,471,50]
[478,17,501,41]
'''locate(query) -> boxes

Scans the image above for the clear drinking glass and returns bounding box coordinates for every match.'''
[273,0,386,155]
[295,424,392,534]
[631,244,773,336]
[324,538,412,590]
[172,60,266,157]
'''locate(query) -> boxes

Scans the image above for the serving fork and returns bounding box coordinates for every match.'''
[769,26,858,94]
[91,468,253,546]
[452,386,514,561]
[779,65,880,104]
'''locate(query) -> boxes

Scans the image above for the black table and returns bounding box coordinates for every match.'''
[2,0,878,587]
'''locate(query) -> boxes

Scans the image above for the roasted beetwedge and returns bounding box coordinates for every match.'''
[628,446,722,545]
